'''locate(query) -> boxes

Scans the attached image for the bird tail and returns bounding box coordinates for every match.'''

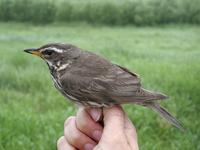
[147,102,184,131]
[140,88,169,101]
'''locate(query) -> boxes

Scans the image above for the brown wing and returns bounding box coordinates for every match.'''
[59,51,164,105]
[59,61,154,105]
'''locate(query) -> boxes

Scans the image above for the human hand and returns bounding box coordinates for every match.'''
[57,106,139,150]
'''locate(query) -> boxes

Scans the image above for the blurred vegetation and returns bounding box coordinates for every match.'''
[0,0,200,25]
[0,22,200,149]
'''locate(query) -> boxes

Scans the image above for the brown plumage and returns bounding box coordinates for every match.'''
[24,43,183,130]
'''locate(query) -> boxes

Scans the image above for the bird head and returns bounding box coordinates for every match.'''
[24,43,81,68]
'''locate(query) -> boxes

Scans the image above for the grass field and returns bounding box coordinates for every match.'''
[0,23,200,150]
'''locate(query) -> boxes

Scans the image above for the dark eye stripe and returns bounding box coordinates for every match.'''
[42,49,53,55]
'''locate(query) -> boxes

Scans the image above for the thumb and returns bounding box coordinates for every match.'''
[102,105,125,136]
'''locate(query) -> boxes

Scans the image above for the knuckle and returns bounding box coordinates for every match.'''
[76,118,88,131]
[64,120,82,145]
[66,130,82,146]
[70,129,81,142]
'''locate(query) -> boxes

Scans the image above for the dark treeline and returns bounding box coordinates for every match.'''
[0,0,199,25]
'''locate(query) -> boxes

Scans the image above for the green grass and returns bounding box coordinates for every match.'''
[0,22,200,150]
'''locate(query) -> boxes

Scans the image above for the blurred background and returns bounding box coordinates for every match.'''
[0,0,199,149]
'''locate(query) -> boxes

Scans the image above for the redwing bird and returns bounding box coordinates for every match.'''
[24,43,183,130]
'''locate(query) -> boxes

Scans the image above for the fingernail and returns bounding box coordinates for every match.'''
[89,108,101,122]
[84,143,95,150]
[93,130,102,141]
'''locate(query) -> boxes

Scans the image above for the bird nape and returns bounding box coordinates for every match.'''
[24,43,184,130]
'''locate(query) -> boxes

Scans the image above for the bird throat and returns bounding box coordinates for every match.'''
[45,60,79,102]
[46,60,72,77]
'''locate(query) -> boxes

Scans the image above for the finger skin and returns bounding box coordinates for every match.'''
[103,106,125,136]
[95,106,138,150]
[57,136,76,150]
[64,116,96,150]
[76,108,103,141]
[124,115,139,150]
[99,105,128,147]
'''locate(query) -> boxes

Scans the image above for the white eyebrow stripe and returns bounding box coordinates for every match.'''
[42,47,63,53]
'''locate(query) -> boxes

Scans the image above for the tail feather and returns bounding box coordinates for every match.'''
[148,103,184,131]
[140,88,169,100]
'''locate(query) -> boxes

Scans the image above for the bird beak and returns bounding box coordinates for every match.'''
[24,48,42,57]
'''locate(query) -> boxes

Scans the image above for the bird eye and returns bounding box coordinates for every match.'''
[42,49,53,56]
